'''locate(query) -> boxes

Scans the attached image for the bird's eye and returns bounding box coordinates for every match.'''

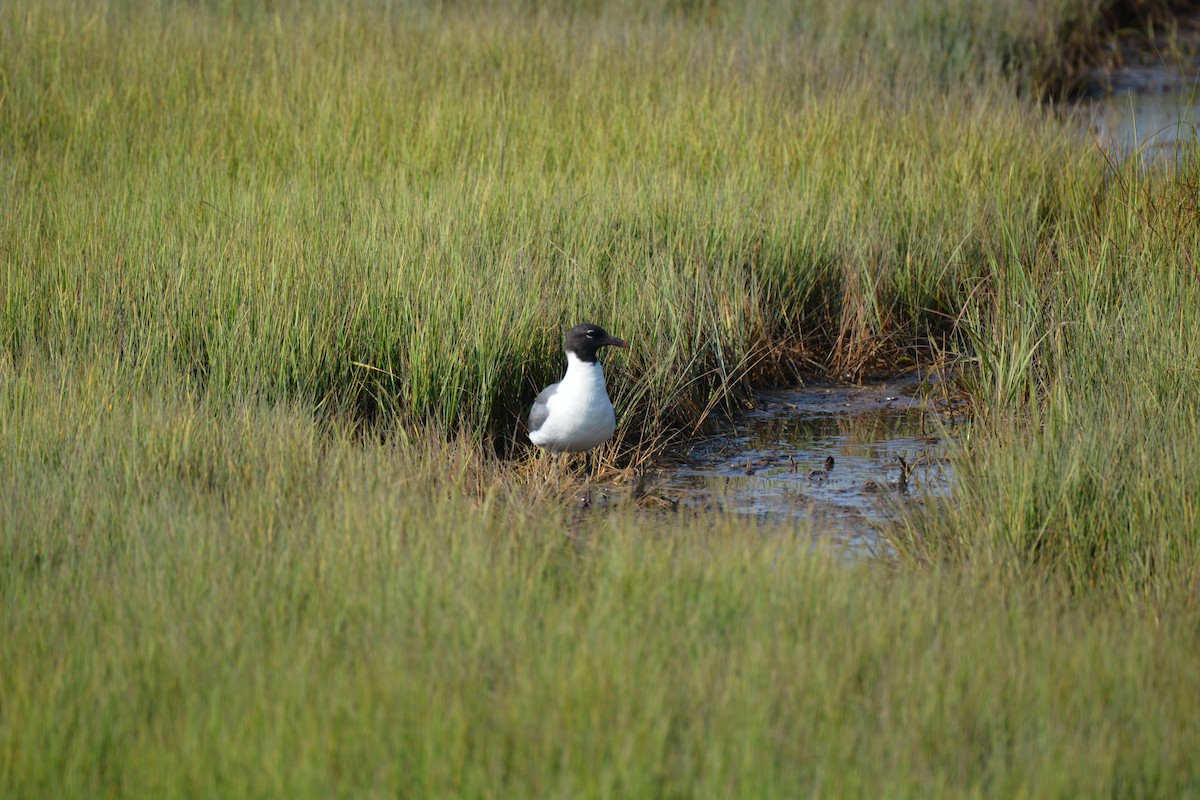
[586,330,596,338]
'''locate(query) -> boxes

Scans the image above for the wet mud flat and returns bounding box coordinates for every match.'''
[650,376,965,551]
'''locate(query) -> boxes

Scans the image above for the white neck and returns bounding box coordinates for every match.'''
[562,351,606,389]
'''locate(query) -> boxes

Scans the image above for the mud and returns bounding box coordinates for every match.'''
[646,376,965,551]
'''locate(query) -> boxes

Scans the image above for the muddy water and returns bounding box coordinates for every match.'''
[656,377,963,549]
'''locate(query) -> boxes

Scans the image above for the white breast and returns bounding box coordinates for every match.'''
[528,354,616,453]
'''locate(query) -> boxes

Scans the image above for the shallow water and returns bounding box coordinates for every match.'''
[654,377,963,550]
[1078,22,1200,162]
[1083,83,1200,162]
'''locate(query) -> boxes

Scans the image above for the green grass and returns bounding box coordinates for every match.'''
[4,359,1199,798]
[3,0,1200,796]
[0,0,1103,437]
[899,160,1200,596]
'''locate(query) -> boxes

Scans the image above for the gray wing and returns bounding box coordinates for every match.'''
[528,382,559,434]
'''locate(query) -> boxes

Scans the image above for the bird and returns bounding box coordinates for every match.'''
[529,323,628,497]
[863,455,909,493]
[808,455,835,480]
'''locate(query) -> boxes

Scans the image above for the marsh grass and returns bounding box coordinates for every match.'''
[3,356,1199,798]
[1,0,1101,444]
[4,0,1200,795]
[897,154,1200,595]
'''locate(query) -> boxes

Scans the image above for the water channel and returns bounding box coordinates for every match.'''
[1079,16,1200,162]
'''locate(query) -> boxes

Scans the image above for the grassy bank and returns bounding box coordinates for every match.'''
[3,360,1199,798]
[4,0,1200,796]
[1,0,1104,439]
[898,160,1200,597]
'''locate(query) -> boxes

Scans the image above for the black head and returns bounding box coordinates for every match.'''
[563,322,628,363]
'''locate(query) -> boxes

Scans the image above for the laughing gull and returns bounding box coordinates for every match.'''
[529,323,628,457]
